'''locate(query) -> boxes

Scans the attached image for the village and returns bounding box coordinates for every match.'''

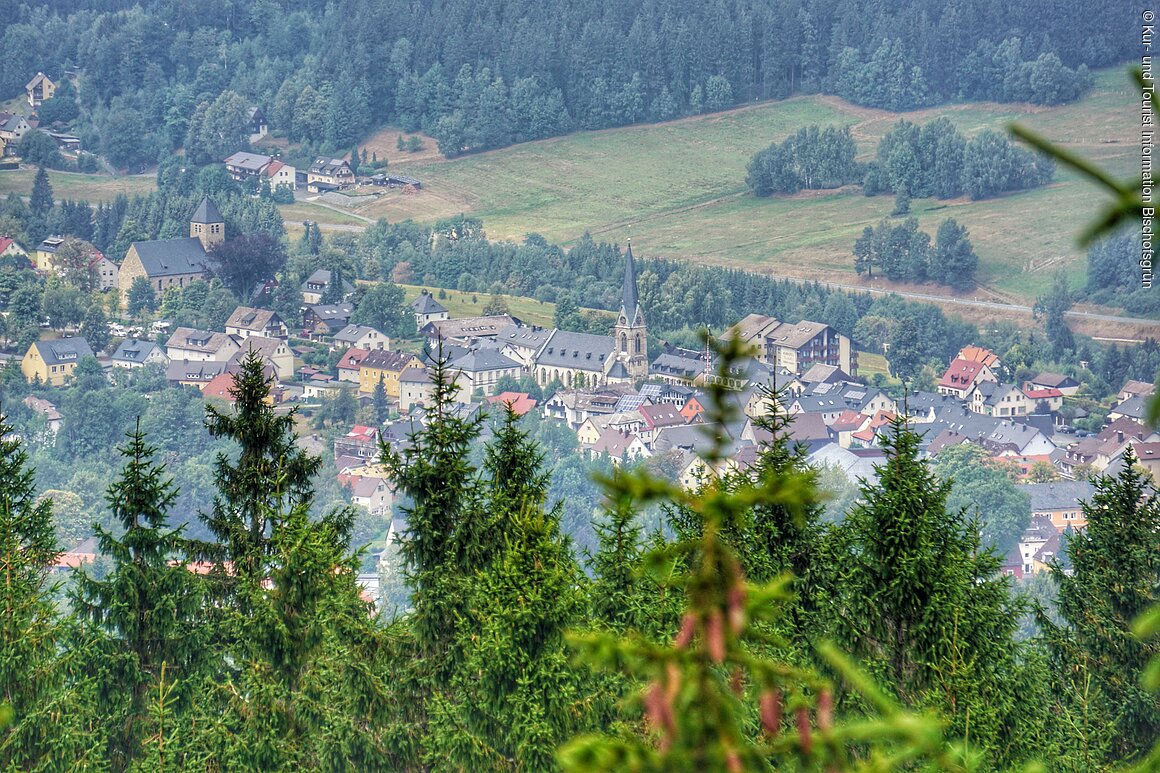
[3,189,1155,593]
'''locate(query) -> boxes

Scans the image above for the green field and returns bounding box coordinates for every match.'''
[399,284,558,328]
[359,68,1137,304]
[0,167,156,202]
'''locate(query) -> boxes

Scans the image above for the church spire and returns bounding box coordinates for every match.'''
[621,240,639,323]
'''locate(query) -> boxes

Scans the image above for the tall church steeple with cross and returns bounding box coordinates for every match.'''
[614,240,648,380]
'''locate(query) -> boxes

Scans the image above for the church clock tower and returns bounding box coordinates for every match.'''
[614,241,648,380]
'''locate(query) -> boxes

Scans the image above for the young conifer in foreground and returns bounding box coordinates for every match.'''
[72,420,205,768]
[0,410,93,768]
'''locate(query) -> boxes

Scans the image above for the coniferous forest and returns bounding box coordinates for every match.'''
[0,0,1133,166]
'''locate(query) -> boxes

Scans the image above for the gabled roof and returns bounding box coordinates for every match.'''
[203,372,239,401]
[166,360,228,382]
[638,402,685,429]
[30,337,93,366]
[800,363,850,385]
[223,151,273,171]
[939,358,991,389]
[225,306,279,331]
[1024,481,1094,512]
[410,292,447,315]
[334,324,384,344]
[26,72,52,91]
[449,348,520,374]
[305,303,355,320]
[362,350,420,372]
[486,391,538,416]
[190,197,223,224]
[535,329,615,371]
[111,338,162,363]
[338,347,372,370]
[130,237,209,278]
[1120,378,1154,397]
[1110,395,1148,420]
[1030,372,1077,389]
[495,324,552,350]
[167,327,234,354]
[425,315,516,341]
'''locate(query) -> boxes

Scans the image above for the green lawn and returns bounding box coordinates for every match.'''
[0,167,156,202]
[396,283,613,329]
[349,68,1137,304]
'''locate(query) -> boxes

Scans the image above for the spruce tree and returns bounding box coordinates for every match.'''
[200,352,321,585]
[72,421,206,768]
[837,415,1029,763]
[382,350,484,661]
[30,166,54,217]
[0,410,84,768]
[424,401,605,769]
[1046,447,1160,764]
[372,374,388,424]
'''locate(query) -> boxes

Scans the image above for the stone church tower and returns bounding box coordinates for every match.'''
[190,197,225,251]
[614,241,648,380]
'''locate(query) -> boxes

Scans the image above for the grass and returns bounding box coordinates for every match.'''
[0,167,156,202]
[340,68,1139,305]
[856,352,889,378]
[396,283,612,329]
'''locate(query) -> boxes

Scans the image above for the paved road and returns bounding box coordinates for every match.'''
[792,277,1160,328]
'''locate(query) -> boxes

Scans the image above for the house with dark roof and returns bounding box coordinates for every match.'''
[303,303,355,337]
[968,382,1029,418]
[358,350,425,396]
[225,306,288,339]
[1024,480,1094,531]
[532,329,618,388]
[117,199,222,306]
[1030,372,1080,396]
[410,292,449,330]
[307,158,355,192]
[21,337,94,385]
[110,338,168,370]
[165,359,229,387]
[333,324,388,351]
[495,324,553,368]
[1108,394,1149,422]
[300,269,355,305]
[447,349,522,397]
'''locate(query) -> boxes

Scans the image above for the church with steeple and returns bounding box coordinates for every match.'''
[528,240,649,388]
[613,241,648,380]
[117,197,222,307]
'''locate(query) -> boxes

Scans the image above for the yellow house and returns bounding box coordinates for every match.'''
[34,236,66,272]
[22,337,95,386]
[359,350,424,397]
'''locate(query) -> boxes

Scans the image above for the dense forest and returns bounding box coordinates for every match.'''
[0,0,1132,165]
[1,347,1157,770]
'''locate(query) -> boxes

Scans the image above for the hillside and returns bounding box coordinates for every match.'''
[341,69,1138,306]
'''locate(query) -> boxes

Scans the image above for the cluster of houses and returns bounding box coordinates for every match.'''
[0,73,82,159]
[7,190,1157,586]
